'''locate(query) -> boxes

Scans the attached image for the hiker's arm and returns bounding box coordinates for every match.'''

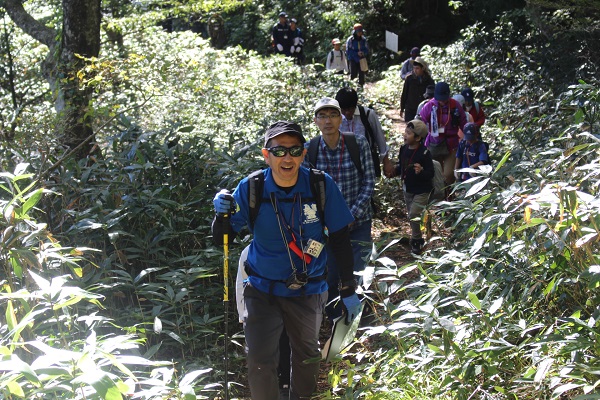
[383,155,394,178]
[474,104,486,127]
[400,60,410,79]
[368,110,390,159]
[328,225,355,285]
[454,155,461,171]
[393,160,401,178]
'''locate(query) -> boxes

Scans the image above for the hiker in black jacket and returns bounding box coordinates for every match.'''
[392,119,434,254]
[400,57,435,122]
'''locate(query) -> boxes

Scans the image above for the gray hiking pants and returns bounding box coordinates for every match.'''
[404,191,430,239]
[243,284,327,400]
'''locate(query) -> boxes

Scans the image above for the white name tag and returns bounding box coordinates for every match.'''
[438,127,445,134]
[304,239,324,258]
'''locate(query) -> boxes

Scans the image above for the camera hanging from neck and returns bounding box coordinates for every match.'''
[270,192,310,290]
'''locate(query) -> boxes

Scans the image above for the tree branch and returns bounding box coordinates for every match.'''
[1,0,57,49]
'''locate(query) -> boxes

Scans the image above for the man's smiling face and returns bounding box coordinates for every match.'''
[262,134,306,187]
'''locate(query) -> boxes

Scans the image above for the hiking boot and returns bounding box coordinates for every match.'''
[410,238,425,255]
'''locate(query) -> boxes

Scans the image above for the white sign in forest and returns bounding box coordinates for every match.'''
[385,30,398,53]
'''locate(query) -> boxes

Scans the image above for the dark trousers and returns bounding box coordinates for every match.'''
[349,60,365,85]
[244,285,326,400]
[325,220,372,320]
[278,329,291,387]
[404,110,417,122]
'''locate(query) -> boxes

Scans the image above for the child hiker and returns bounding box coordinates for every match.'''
[392,119,434,254]
[454,122,489,182]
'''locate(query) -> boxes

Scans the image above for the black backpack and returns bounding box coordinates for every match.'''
[307,133,381,215]
[247,168,326,230]
[357,105,382,177]
[307,133,363,176]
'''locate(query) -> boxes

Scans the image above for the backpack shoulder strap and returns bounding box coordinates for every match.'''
[308,168,326,227]
[308,137,320,168]
[329,50,334,64]
[342,133,363,176]
[357,105,382,177]
[247,169,265,229]
[357,105,375,146]
[399,144,406,174]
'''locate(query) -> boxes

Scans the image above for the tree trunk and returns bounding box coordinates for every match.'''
[58,0,101,158]
[1,0,101,159]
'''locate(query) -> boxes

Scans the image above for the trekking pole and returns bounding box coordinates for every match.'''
[222,212,230,400]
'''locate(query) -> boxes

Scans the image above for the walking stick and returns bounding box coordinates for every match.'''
[223,213,230,400]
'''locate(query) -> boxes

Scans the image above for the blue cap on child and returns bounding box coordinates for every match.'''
[463,123,479,141]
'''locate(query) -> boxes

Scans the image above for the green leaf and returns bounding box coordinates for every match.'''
[167,331,185,344]
[178,125,195,133]
[439,318,456,332]
[465,178,490,197]
[553,383,582,397]
[573,107,585,123]
[543,276,557,296]
[493,151,511,173]
[564,143,590,157]
[488,297,503,315]
[6,379,25,397]
[89,374,123,400]
[582,265,600,289]
[534,358,554,383]
[10,258,23,279]
[515,218,546,232]
[494,386,506,394]
[0,356,40,384]
[467,292,481,310]
[19,188,44,216]
[179,368,211,388]
[5,300,17,332]
[427,344,444,355]
[53,295,84,310]
[154,316,162,334]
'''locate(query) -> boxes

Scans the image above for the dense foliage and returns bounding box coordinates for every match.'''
[342,7,600,400]
[1,1,600,399]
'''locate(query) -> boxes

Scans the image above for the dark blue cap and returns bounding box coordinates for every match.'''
[264,121,305,147]
[434,82,450,102]
[461,88,474,101]
[463,122,479,140]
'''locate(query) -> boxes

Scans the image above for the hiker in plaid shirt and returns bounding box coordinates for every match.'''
[303,97,376,320]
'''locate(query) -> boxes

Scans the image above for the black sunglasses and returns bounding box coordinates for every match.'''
[266,145,304,157]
